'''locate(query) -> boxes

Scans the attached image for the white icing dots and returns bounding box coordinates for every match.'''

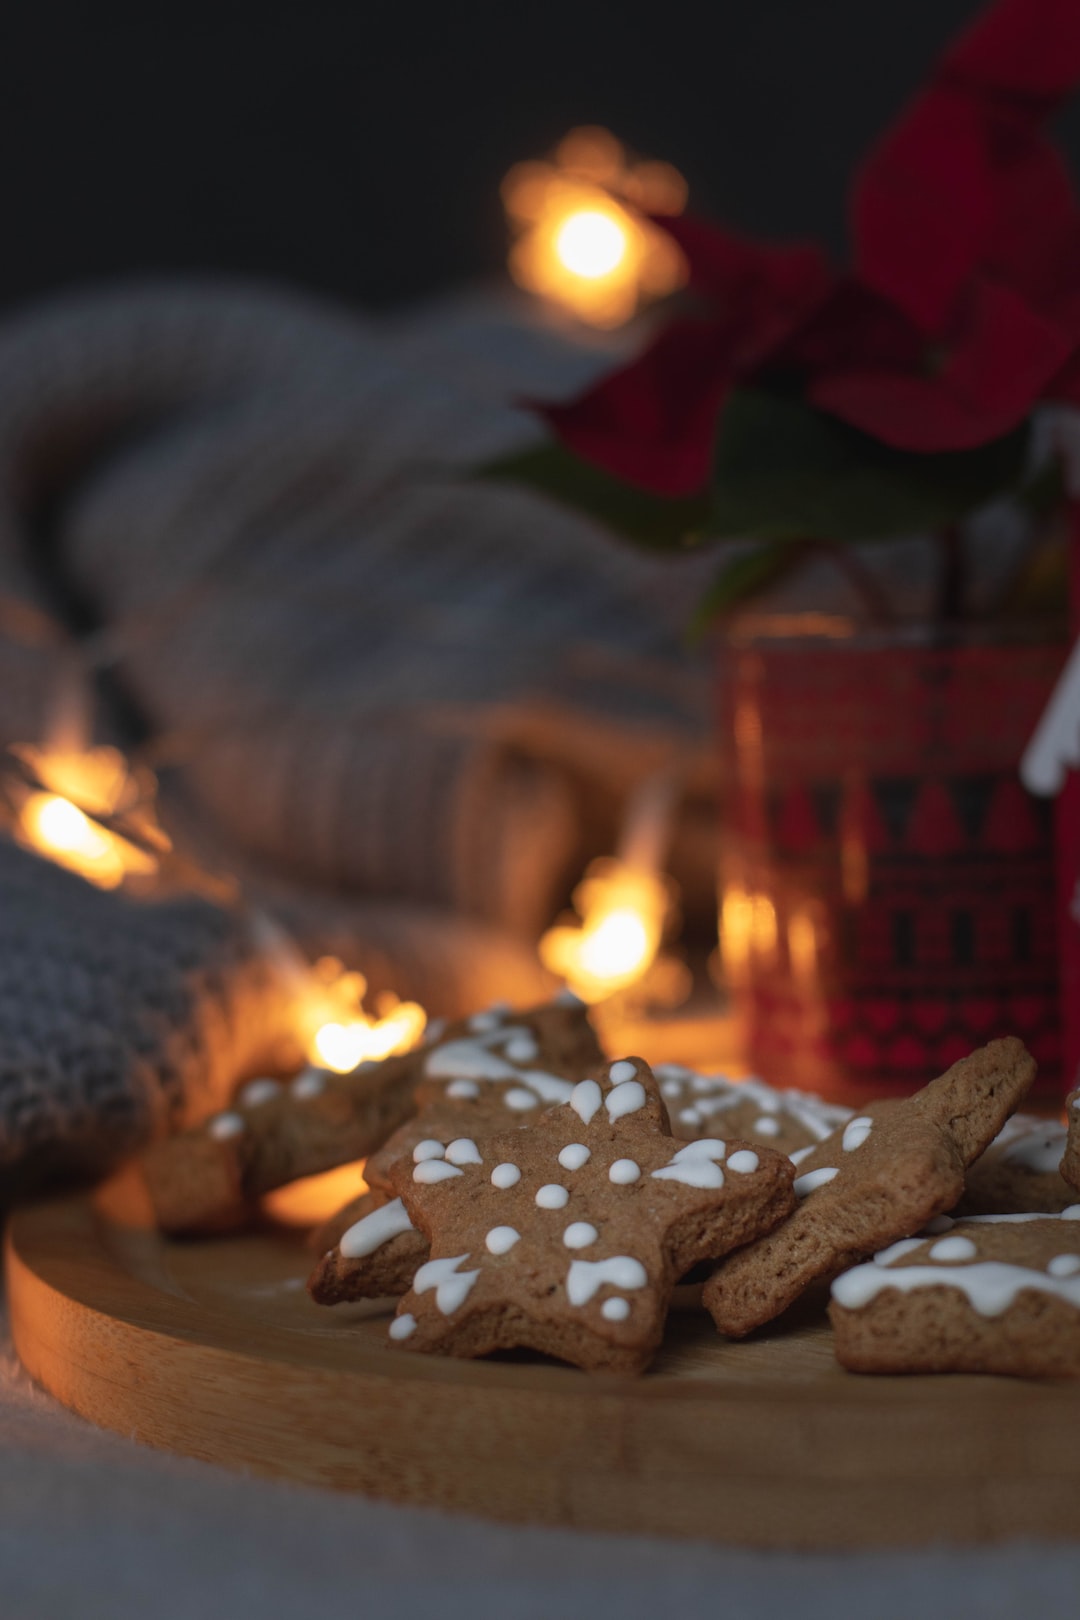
[503,1088,539,1111]
[609,1158,641,1184]
[389,1313,417,1341]
[678,1107,703,1128]
[468,1009,503,1034]
[485,1226,521,1255]
[239,1078,281,1108]
[605,1081,646,1121]
[290,1067,326,1099]
[558,1144,591,1171]
[753,1115,781,1137]
[727,1150,759,1174]
[340,1197,415,1258]
[505,1034,539,1063]
[794,1166,839,1198]
[444,1137,482,1166]
[929,1235,977,1263]
[208,1112,244,1141]
[566,1256,648,1306]
[491,1162,521,1189]
[789,1145,815,1166]
[842,1116,873,1153]
[570,1079,603,1125]
[413,1160,463,1184]
[413,1254,479,1314]
[563,1222,598,1249]
[536,1183,570,1210]
[413,1139,446,1163]
[446,1079,479,1100]
[1048,1254,1080,1277]
[608,1060,637,1085]
[602,1297,630,1322]
[832,1256,1080,1318]
[652,1139,726,1189]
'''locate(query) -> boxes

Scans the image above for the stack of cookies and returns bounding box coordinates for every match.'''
[141,997,1080,1378]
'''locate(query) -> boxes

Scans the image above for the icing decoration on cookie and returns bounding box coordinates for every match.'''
[608,1060,637,1085]
[413,1160,464,1184]
[727,1150,760,1174]
[652,1064,852,1148]
[413,1139,446,1163]
[605,1081,646,1121]
[566,1256,648,1305]
[446,1079,480,1100]
[794,1165,839,1197]
[424,1019,576,1108]
[536,1183,570,1209]
[505,1034,540,1064]
[602,1297,631,1321]
[485,1226,521,1255]
[1048,1255,1080,1277]
[208,1112,244,1140]
[559,1144,590,1170]
[290,1068,326,1099]
[389,1313,417,1340]
[563,1221,599,1249]
[239,1078,282,1107]
[651,1139,727,1189]
[570,1079,603,1125]
[340,1196,416,1259]
[929,1235,977,1261]
[444,1138,483,1166]
[468,1009,505,1034]
[609,1159,640,1184]
[754,1116,781,1137]
[842,1117,873,1153]
[504,1088,540,1111]
[413,1254,479,1314]
[491,1162,521,1189]
[832,1252,1080,1318]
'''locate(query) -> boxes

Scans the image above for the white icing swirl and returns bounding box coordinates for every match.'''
[340,1197,415,1258]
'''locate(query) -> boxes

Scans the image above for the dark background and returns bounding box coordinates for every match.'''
[3,0,1080,315]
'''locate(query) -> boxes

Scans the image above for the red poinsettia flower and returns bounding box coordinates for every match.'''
[539,0,1080,494]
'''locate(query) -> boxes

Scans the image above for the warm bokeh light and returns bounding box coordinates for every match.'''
[9,742,166,889]
[262,1159,369,1227]
[540,856,672,1003]
[299,956,427,1074]
[503,126,688,328]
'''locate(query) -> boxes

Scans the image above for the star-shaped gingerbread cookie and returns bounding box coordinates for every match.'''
[703,1036,1036,1339]
[367,1057,795,1373]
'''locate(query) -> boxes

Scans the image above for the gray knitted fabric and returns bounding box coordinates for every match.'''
[0,280,713,1182]
[0,839,292,1192]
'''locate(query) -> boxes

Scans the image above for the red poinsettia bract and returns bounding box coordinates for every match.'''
[539,0,1080,497]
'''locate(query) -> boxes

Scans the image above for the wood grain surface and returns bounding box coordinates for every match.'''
[7,1168,1080,1549]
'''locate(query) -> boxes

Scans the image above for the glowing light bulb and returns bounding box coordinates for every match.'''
[554,208,628,279]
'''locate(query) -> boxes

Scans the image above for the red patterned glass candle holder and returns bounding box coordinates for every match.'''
[716,624,1067,1104]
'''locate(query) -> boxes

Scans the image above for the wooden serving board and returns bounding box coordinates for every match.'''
[7,1170,1080,1549]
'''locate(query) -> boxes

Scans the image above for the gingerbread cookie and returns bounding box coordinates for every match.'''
[366,1057,795,1374]
[1064,1086,1080,1193]
[654,1065,852,1160]
[309,1189,427,1305]
[364,995,604,1194]
[703,1037,1036,1339]
[143,995,601,1236]
[830,1209,1080,1377]
[955,1114,1074,1216]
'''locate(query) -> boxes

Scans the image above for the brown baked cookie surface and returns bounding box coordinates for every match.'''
[378,1057,796,1374]
[702,1037,1036,1339]
[955,1114,1074,1216]
[830,1210,1080,1376]
[141,1054,423,1235]
[1064,1086,1080,1193]
[654,1065,852,1159]
[308,1189,427,1305]
[364,995,603,1193]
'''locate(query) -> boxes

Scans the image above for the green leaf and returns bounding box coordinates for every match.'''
[708,390,1031,544]
[480,441,709,552]
[686,540,807,643]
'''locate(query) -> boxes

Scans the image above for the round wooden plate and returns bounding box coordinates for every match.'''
[7,1169,1080,1548]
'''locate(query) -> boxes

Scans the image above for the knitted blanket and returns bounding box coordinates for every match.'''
[0,280,712,1180]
